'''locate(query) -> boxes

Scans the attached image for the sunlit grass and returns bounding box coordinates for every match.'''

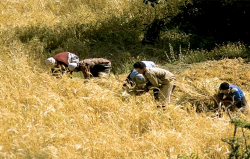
[1,48,250,158]
[0,0,147,28]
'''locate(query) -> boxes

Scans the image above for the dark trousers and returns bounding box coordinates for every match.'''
[90,64,111,77]
[236,96,248,108]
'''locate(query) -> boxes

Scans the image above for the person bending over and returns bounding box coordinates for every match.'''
[69,58,111,79]
[133,61,176,106]
[217,82,248,113]
[45,52,79,76]
[124,61,157,95]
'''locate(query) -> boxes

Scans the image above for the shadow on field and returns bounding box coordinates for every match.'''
[16,17,157,74]
[14,0,250,74]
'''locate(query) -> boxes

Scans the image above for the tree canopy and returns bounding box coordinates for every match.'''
[144,0,250,50]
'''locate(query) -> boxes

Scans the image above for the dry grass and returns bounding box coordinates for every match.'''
[1,49,250,158]
[1,0,250,158]
[0,0,147,28]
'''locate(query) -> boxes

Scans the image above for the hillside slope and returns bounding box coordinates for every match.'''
[1,52,250,158]
[1,0,250,158]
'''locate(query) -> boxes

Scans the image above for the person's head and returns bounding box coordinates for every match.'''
[68,63,78,71]
[45,57,57,68]
[219,82,230,93]
[133,62,146,74]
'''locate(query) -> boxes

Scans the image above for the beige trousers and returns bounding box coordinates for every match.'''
[157,80,175,105]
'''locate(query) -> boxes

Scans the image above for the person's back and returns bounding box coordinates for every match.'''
[53,52,69,66]
[78,58,111,78]
[45,52,79,77]
[141,61,156,68]
[83,58,111,66]
[229,85,245,100]
[144,67,175,86]
[133,61,176,105]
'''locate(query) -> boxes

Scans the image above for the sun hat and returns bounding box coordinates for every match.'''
[45,57,56,67]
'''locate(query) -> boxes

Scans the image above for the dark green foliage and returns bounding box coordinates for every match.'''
[140,0,250,62]
[142,18,166,45]
[231,118,250,130]
[231,118,248,128]
[167,0,250,50]
[222,137,242,158]
[15,0,250,74]
[223,118,250,158]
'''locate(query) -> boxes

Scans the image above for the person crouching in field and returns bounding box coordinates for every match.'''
[217,82,248,113]
[123,61,157,95]
[69,58,111,79]
[133,61,176,107]
[45,52,79,77]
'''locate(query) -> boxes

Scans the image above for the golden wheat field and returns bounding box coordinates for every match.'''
[1,0,250,158]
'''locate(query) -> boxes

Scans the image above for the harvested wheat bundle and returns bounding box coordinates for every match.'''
[174,78,220,112]
[174,58,250,113]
